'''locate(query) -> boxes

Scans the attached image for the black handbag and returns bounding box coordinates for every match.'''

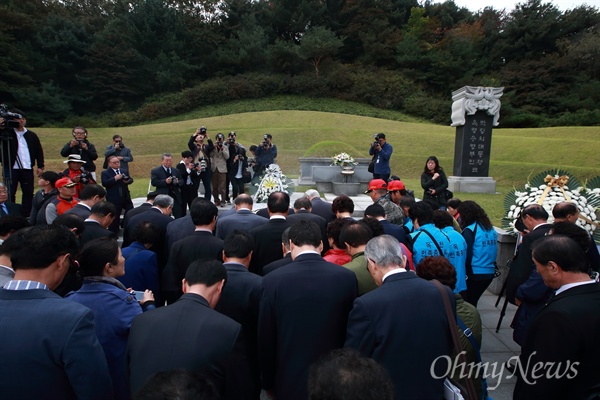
[445,189,454,200]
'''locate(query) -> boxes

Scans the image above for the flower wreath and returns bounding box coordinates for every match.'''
[250,164,294,203]
[502,170,600,243]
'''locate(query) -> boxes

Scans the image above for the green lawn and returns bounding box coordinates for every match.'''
[29,97,600,225]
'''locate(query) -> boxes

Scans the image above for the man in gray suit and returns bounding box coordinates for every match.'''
[215,194,267,239]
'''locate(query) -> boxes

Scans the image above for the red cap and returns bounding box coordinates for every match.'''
[55,177,76,189]
[365,179,388,193]
[387,180,405,191]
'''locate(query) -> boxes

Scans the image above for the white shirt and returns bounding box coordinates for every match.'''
[382,267,407,282]
[555,280,596,295]
[13,128,31,169]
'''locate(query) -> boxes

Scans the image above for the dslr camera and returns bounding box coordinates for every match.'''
[262,134,270,148]
[198,158,207,172]
[0,104,22,129]
[80,170,93,184]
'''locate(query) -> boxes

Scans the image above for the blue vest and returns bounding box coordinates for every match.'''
[410,223,449,267]
[441,226,467,293]
[464,222,498,275]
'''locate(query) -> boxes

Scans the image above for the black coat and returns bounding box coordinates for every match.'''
[248,218,293,276]
[309,197,335,223]
[259,253,357,400]
[127,293,254,399]
[514,283,600,399]
[79,220,117,246]
[505,223,553,304]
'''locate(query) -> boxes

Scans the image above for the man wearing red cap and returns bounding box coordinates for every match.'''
[387,179,406,206]
[365,179,404,226]
[45,177,78,224]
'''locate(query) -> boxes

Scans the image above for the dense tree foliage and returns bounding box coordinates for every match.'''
[1,0,598,126]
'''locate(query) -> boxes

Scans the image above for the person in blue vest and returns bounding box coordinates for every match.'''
[458,200,498,306]
[433,210,467,295]
[368,133,393,181]
[408,202,449,267]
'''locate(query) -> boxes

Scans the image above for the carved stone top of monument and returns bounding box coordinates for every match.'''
[451,86,504,127]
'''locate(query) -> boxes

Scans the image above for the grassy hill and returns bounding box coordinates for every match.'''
[31,97,600,225]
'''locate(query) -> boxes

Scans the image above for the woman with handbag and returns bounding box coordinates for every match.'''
[421,156,449,210]
[458,200,498,307]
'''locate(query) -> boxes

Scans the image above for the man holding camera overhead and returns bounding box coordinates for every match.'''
[369,133,393,181]
[188,126,214,200]
[104,134,133,174]
[210,133,229,207]
[254,133,277,177]
[60,126,98,180]
[151,153,183,218]
[177,150,201,216]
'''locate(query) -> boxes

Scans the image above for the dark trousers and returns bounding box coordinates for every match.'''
[199,171,211,200]
[230,176,245,198]
[180,184,198,216]
[108,199,133,233]
[373,172,390,182]
[465,274,494,307]
[6,168,34,216]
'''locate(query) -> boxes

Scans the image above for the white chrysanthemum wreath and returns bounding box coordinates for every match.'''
[502,170,600,243]
[252,164,293,203]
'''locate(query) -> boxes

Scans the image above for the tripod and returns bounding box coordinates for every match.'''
[495,274,510,333]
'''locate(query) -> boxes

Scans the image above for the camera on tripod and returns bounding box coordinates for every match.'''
[0,104,22,129]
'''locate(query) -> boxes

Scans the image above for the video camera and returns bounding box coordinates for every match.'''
[0,104,22,129]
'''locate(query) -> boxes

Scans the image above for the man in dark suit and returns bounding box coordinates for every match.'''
[514,235,600,399]
[216,231,263,399]
[305,189,335,223]
[123,191,158,229]
[364,203,410,248]
[150,153,184,218]
[345,234,454,400]
[124,195,174,304]
[0,182,23,217]
[215,194,266,239]
[248,191,293,276]
[505,204,553,304]
[287,196,328,253]
[259,221,357,400]
[0,225,113,399]
[64,184,106,220]
[101,155,134,232]
[80,201,117,246]
[168,198,223,297]
[262,227,293,275]
[176,150,201,216]
[127,259,254,399]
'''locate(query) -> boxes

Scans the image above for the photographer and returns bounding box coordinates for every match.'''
[102,155,134,233]
[210,133,229,207]
[62,154,96,199]
[60,126,98,180]
[104,135,133,174]
[225,131,246,202]
[150,153,183,218]
[188,126,214,200]
[254,133,277,176]
[368,133,393,181]
[0,108,45,217]
[177,150,201,216]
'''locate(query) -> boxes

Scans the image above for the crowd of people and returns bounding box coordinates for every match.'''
[0,112,599,400]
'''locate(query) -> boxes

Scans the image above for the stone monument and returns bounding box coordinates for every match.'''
[448,86,503,194]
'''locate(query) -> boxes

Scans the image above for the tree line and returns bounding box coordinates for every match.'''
[1,0,598,127]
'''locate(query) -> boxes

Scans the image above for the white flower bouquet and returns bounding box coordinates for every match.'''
[502,170,600,243]
[251,164,294,203]
[331,152,358,167]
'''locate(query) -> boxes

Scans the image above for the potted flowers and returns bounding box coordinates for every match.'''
[331,153,358,171]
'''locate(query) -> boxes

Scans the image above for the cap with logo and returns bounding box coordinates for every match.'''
[55,177,76,189]
[365,179,388,194]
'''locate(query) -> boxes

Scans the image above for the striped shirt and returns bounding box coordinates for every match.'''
[3,280,48,290]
